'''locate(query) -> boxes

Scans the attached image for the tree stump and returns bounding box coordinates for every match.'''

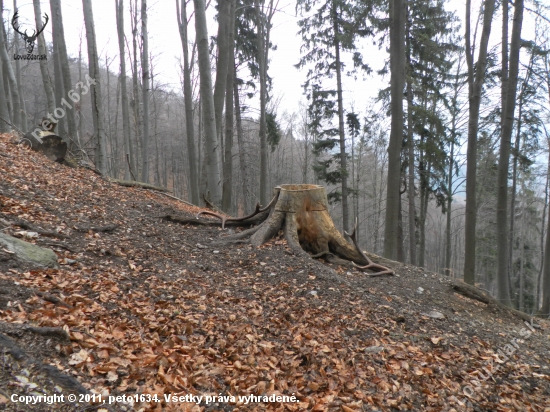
[200,184,393,276]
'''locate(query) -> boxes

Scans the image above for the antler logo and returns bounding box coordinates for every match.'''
[12,10,49,54]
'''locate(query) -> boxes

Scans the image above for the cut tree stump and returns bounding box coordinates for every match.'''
[200,184,393,276]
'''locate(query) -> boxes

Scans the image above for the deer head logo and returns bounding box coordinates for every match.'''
[12,10,49,54]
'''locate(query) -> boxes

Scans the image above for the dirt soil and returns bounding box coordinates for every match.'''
[0,132,549,412]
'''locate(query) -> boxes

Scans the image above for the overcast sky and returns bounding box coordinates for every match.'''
[8,0,538,130]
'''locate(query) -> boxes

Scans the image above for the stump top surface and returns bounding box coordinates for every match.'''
[278,184,323,192]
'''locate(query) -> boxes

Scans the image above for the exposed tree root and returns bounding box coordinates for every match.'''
[196,185,394,277]
[1,215,68,239]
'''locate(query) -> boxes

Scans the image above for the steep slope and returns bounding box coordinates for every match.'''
[0,133,549,412]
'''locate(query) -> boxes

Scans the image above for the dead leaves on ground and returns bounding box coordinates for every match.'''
[0,133,549,411]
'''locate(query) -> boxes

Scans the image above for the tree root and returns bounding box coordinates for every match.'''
[1,215,68,239]
[195,185,393,277]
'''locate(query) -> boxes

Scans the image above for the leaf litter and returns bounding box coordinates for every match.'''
[0,133,549,411]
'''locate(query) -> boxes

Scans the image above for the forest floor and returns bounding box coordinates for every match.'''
[0,132,549,412]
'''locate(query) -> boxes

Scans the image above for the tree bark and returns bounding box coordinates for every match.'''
[82,0,108,174]
[496,0,523,306]
[213,0,231,152]
[176,0,199,204]
[140,0,150,182]
[31,1,55,116]
[116,0,136,181]
[0,7,21,130]
[463,0,496,285]
[0,49,9,133]
[194,0,222,205]
[405,11,416,265]
[50,0,77,147]
[254,0,268,206]
[12,0,26,130]
[222,0,236,213]
[332,0,349,233]
[384,0,406,260]
[235,80,251,212]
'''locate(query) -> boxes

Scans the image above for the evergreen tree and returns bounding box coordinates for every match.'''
[297,0,372,231]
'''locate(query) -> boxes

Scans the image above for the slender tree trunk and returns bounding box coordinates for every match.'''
[384,0,406,260]
[397,192,405,262]
[332,0,349,233]
[537,139,550,312]
[116,0,135,180]
[254,0,268,205]
[222,0,236,212]
[235,81,250,212]
[13,0,26,130]
[0,8,21,130]
[50,0,77,146]
[445,138,454,276]
[82,0,108,174]
[176,0,199,204]
[52,38,66,136]
[496,0,522,306]
[406,17,416,265]
[0,47,9,132]
[463,0,496,285]
[194,0,222,205]
[33,1,55,116]
[130,0,142,173]
[213,0,230,151]
[140,0,150,182]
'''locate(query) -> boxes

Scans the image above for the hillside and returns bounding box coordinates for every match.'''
[0,132,549,412]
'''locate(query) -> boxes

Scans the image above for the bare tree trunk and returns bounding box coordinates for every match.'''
[0,6,21,130]
[384,0,406,260]
[51,37,66,136]
[254,0,268,205]
[213,0,230,151]
[332,0,349,233]
[463,0,496,285]
[82,0,107,174]
[176,0,199,204]
[496,0,523,306]
[130,0,142,174]
[33,0,55,113]
[194,0,222,205]
[140,0,150,182]
[116,0,135,180]
[0,47,9,132]
[222,0,236,212]
[405,16,416,265]
[50,0,77,146]
[13,0,26,130]
[235,82,250,211]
